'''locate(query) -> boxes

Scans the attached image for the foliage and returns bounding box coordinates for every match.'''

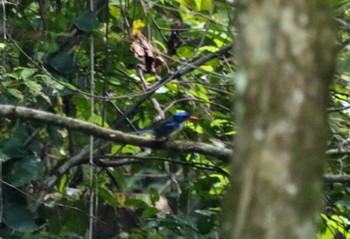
[0,0,349,238]
[0,0,232,238]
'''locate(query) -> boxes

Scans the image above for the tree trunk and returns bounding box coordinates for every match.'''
[223,1,336,239]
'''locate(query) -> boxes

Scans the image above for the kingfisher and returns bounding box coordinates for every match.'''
[139,112,199,139]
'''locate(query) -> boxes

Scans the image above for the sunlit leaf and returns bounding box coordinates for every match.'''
[210,119,229,127]
[24,79,43,94]
[142,207,159,218]
[7,88,23,100]
[20,68,36,80]
[132,19,145,36]
[200,65,213,72]
[109,5,120,19]
[121,144,141,154]
[177,46,195,58]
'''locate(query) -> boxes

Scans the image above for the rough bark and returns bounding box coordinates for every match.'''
[223,1,336,239]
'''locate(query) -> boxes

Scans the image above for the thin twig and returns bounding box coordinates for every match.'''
[112,44,233,128]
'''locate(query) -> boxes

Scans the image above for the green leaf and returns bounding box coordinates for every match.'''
[20,68,36,80]
[89,114,110,127]
[37,74,65,91]
[7,88,24,100]
[164,83,178,92]
[0,151,10,162]
[3,203,37,232]
[177,46,195,58]
[24,79,43,94]
[142,207,158,218]
[125,198,148,208]
[177,0,197,10]
[150,189,160,204]
[45,201,88,235]
[198,46,219,55]
[98,187,118,206]
[199,0,212,11]
[109,5,120,19]
[189,86,210,107]
[194,0,202,10]
[6,156,44,187]
[210,119,229,127]
[120,144,141,154]
[110,168,127,190]
[1,126,30,158]
[200,65,213,72]
[74,10,99,32]
[47,52,74,73]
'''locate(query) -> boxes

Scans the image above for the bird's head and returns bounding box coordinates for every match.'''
[173,112,199,123]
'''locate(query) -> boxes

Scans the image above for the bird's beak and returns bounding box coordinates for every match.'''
[189,115,199,120]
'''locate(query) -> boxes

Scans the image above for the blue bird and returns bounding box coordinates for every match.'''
[154,112,199,139]
[139,112,199,139]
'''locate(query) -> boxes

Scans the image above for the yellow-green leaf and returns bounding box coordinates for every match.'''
[7,88,24,100]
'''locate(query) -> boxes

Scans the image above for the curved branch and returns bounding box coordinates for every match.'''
[0,104,232,160]
[76,155,230,176]
[112,44,233,128]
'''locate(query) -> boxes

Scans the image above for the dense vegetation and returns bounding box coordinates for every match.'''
[0,0,349,238]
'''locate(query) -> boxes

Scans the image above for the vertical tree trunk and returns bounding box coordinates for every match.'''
[223,1,336,239]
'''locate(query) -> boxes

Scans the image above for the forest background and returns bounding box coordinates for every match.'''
[0,0,349,238]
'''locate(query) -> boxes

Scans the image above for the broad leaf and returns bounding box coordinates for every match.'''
[5,156,44,187]
[47,52,74,73]
[74,10,99,32]
[3,203,37,232]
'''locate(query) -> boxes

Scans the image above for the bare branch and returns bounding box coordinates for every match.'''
[112,44,233,128]
[0,104,232,161]
[324,174,350,183]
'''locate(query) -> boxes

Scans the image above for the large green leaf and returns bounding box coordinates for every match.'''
[47,52,74,73]
[24,79,43,95]
[74,10,99,32]
[1,126,30,158]
[5,156,44,187]
[3,203,37,232]
[7,88,24,100]
[19,68,36,80]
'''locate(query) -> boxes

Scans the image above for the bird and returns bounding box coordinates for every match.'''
[138,112,199,139]
[154,112,199,139]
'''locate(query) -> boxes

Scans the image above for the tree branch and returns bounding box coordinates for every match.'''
[112,44,233,128]
[76,154,230,176]
[0,104,232,161]
[324,174,350,183]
